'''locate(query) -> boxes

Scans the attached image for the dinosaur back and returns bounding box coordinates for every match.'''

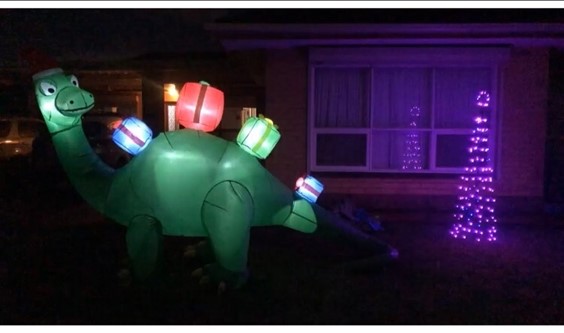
[107,129,294,236]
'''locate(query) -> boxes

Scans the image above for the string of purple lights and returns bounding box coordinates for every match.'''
[450,90,498,242]
[402,106,423,171]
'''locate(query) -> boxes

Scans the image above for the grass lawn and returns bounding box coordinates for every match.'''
[0,162,563,324]
[1,205,562,324]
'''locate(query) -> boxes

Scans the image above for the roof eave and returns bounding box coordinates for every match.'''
[207,23,564,34]
[219,37,564,51]
[205,23,564,50]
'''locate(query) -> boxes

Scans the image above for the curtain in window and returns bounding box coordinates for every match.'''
[434,68,492,168]
[312,66,494,171]
[371,68,431,170]
[314,68,369,128]
[372,68,431,128]
[435,68,492,129]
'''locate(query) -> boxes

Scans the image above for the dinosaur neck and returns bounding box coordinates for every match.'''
[49,121,115,213]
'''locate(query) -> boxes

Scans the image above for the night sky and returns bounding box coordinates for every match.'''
[0,9,230,66]
[2,8,564,67]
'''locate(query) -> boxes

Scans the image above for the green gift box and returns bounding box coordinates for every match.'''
[236,115,281,159]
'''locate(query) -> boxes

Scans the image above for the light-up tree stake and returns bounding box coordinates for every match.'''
[402,106,423,171]
[450,91,498,242]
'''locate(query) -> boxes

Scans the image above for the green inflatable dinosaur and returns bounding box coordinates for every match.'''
[31,66,398,290]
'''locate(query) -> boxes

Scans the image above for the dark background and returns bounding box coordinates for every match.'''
[0,7,563,324]
[2,8,564,66]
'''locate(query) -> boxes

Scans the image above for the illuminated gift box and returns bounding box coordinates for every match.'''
[236,115,280,159]
[176,81,224,132]
[112,116,153,155]
[294,175,324,203]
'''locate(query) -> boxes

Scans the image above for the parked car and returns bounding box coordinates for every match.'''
[31,113,131,172]
[0,117,45,162]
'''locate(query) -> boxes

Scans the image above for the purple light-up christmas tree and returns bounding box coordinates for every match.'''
[450,91,498,242]
[402,106,423,171]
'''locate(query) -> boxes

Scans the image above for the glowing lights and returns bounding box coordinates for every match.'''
[402,106,423,171]
[163,83,179,103]
[176,81,224,132]
[236,115,281,159]
[108,119,123,130]
[476,90,490,108]
[295,175,324,203]
[112,116,153,155]
[450,90,498,242]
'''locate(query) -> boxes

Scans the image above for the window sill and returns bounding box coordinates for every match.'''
[310,171,462,180]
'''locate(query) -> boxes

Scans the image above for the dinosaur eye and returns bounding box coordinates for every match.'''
[39,81,57,96]
[69,75,79,87]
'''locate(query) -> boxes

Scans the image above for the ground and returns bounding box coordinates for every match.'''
[0,160,563,324]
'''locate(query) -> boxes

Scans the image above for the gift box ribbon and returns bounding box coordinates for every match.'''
[117,123,146,147]
[193,84,208,123]
[251,121,275,152]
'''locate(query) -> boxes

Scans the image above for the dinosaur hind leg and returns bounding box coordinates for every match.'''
[125,215,164,284]
[197,180,253,289]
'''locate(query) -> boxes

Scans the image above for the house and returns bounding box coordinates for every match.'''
[206,10,564,215]
[0,52,263,141]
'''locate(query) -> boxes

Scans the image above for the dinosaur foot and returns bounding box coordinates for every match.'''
[183,240,215,263]
[191,263,249,295]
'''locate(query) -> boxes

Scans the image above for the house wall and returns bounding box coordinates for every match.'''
[497,48,549,198]
[76,70,143,119]
[264,47,549,214]
[545,49,564,206]
[137,54,264,135]
[264,49,309,188]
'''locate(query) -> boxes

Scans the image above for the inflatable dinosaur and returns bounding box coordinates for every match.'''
[31,66,398,290]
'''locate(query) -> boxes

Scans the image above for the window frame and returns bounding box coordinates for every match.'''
[307,47,507,175]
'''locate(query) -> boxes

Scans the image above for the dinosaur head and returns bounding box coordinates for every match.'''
[33,68,95,133]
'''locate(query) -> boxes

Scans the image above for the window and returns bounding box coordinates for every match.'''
[309,47,505,174]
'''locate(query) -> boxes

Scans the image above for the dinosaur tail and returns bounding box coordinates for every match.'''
[311,204,399,269]
[280,195,398,269]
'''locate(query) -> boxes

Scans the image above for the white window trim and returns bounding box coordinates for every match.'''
[307,46,507,174]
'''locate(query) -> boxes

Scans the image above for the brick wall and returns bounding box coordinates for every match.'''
[264,47,550,213]
[497,48,549,198]
[264,49,309,187]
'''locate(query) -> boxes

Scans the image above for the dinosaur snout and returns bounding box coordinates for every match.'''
[55,86,95,115]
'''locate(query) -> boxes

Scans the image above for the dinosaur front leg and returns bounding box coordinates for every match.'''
[125,215,164,284]
[196,181,253,290]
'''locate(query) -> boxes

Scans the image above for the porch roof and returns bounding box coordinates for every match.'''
[206,23,564,50]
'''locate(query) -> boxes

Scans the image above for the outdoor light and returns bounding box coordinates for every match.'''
[295,175,324,203]
[163,83,179,103]
[112,116,153,155]
[236,114,281,159]
[450,90,497,242]
[164,83,179,132]
[176,81,224,132]
[108,119,123,130]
